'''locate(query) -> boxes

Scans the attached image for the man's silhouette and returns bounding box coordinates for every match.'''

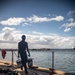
[18,35,30,74]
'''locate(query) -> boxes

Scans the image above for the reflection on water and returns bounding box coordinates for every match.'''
[0,49,75,73]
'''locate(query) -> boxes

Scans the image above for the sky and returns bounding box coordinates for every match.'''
[0,0,75,49]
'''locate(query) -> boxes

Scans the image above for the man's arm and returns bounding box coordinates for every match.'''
[27,42,30,57]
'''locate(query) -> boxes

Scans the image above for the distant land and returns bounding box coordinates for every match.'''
[0,48,75,51]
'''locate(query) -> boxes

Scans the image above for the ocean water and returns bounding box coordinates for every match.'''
[0,50,75,73]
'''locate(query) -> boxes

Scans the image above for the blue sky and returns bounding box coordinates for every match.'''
[0,0,75,49]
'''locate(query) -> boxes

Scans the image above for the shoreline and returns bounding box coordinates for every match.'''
[0,48,74,51]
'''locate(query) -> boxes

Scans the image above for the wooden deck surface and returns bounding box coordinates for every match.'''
[0,60,75,75]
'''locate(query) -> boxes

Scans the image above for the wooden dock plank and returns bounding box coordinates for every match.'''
[0,60,75,75]
[29,66,51,73]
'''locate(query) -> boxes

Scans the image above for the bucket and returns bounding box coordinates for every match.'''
[28,58,33,67]
[16,58,23,70]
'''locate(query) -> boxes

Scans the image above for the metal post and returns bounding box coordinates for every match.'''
[12,50,14,65]
[52,51,54,74]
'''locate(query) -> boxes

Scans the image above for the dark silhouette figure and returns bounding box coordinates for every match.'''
[18,35,30,74]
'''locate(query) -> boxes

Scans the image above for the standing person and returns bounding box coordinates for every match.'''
[18,35,30,74]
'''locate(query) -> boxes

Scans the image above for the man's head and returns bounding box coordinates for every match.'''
[21,35,26,41]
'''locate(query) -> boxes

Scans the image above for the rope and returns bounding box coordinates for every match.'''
[14,51,18,58]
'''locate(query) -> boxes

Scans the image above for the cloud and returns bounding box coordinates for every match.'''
[0,28,75,49]
[60,18,75,32]
[2,27,15,32]
[49,16,64,21]
[27,34,75,49]
[67,10,75,16]
[61,22,75,28]
[22,23,30,26]
[28,31,43,35]
[27,15,48,22]
[27,15,64,23]
[2,27,15,41]
[68,18,74,22]
[0,17,25,26]
[0,27,21,43]
[64,28,71,32]
[0,15,64,26]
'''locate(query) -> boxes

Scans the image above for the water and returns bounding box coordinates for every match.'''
[0,49,75,73]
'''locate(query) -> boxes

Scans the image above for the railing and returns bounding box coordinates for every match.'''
[0,49,55,75]
[0,49,75,75]
[0,49,55,69]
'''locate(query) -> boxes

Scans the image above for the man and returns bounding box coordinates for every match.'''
[18,35,30,74]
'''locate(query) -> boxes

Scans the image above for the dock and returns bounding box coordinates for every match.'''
[0,60,75,75]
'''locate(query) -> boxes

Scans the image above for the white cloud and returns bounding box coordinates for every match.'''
[0,27,21,48]
[49,16,64,21]
[27,15,48,22]
[62,22,75,28]
[64,28,71,32]
[2,27,15,32]
[27,34,75,49]
[28,31,43,35]
[0,29,75,49]
[68,18,74,22]
[61,10,75,32]
[0,17,25,26]
[0,15,64,26]
[27,15,64,23]
[60,21,75,32]
[67,10,75,16]
[2,27,15,41]
[22,22,30,26]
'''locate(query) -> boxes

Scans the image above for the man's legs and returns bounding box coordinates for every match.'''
[23,63,28,74]
[21,59,28,74]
